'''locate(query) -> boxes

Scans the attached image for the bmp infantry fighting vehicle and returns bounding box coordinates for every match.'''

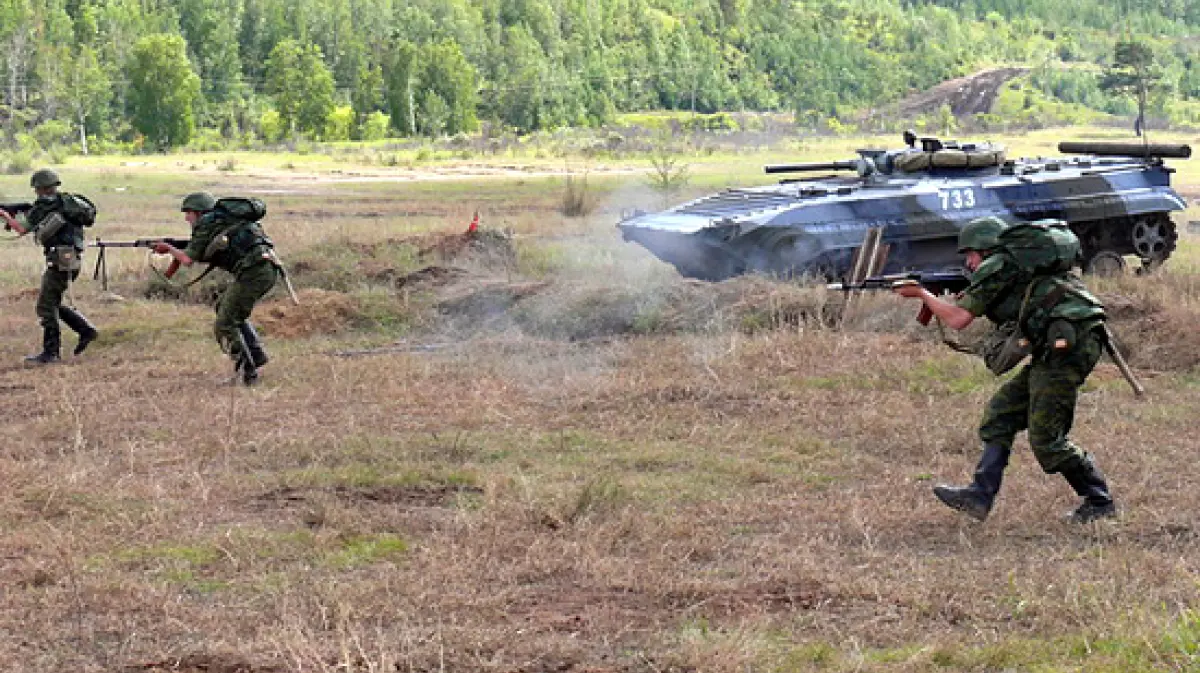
[617,132,1191,280]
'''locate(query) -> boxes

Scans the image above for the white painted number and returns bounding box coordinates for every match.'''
[940,189,976,210]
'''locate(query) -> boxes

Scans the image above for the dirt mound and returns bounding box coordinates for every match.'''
[865,67,1028,123]
[256,288,361,338]
[418,227,517,270]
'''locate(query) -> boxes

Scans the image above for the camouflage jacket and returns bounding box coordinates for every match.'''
[27,193,87,252]
[957,251,1105,348]
[183,213,273,275]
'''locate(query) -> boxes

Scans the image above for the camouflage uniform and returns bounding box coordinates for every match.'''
[940,247,1116,523]
[182,210,278,380]
[25,190,98,362]
[958,253,1104,473]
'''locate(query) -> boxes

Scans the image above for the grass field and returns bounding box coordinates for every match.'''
[1,129,1200,672]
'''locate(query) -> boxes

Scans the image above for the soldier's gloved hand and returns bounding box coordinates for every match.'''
[150,241,172,254]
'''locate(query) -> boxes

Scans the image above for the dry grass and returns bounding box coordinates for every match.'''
[1,148,1199,672]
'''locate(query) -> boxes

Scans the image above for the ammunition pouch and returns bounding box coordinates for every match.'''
[982,322,1032,375]
[35,212,67,246]
[1044,319,1078,356]
[48,245,82,272]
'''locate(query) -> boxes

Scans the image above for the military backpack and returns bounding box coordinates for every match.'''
[995,219,1104,359]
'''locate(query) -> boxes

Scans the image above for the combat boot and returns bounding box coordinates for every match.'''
[236,355,259,386]
[239,322,269,368]
[932,443,1011,521]
[25,326,61,365]
[59,306,98,355]
[1061,454,1117,523]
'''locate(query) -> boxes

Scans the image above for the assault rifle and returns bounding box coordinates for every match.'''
[828,270,969,324]
[89,237,190,291]
[1,202,33,216]
[1,202,33,232]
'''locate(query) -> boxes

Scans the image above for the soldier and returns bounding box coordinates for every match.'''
[894,216,1117,524]
[152,192,276,385]
[0,169,99,364]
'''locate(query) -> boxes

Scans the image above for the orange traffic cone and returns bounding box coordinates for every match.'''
[467,211,479,233]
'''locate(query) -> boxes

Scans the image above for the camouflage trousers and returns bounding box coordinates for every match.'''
[37,266,82,331]
[979,327,1104,474]
[214,261,277,362]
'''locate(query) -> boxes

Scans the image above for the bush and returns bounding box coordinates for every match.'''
[32,120,74,150]
[324,105,354,142]
[260,109,285,144]
[560,173,596,217]
[4,151,35,175]
[360,111,390,142]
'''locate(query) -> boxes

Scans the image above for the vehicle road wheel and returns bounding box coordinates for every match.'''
[1084,251,1127,277]
[1130,215,1177,267]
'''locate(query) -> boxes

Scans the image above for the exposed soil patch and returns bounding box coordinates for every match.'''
[256,288,361,338]
[394,264,469,289]
[864,66,1029,123]
[665,579,834,617]
[251,484,483,509]
[125,653,283,673]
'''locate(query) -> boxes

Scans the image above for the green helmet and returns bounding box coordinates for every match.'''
[957,216,1008,253]
[30,168,61,188]
[180,191,217,212]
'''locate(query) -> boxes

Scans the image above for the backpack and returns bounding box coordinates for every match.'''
[213,196,266,222]
[998,219,1104,346]
[997,219,1080,275]
[61,193,97,228]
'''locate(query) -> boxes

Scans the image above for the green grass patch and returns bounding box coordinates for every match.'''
[324,534,409,569]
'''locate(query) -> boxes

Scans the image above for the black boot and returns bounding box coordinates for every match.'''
[1061,454,1117,523]
[59,306,98,356]
[232,331,258,386]
[239,322,269,368]
[235,354,259,386]
[933,443,1011,521]
[25,326,62,365]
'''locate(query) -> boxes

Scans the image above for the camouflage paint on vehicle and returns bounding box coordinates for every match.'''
[616,135,1190,280]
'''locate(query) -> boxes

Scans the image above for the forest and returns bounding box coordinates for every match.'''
[2,0,1200,154]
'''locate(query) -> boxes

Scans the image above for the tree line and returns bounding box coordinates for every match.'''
[1,0,1199,152]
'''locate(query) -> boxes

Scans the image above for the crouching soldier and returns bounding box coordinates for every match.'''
[0,168,99,364]
[894,216,1117,524]
[152,192,277,385]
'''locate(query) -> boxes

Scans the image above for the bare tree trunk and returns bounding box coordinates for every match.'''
[78,112,89,155]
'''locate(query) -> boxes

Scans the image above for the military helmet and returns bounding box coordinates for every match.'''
[957,216,1008,253]
[180,191,217,212]
[30,168,61,188]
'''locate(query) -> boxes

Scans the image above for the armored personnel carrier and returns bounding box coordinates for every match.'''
[617,132,1190,280]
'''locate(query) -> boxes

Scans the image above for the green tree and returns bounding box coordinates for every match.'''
[127,34,201,149]
[415,41,479,135]
[1101,38,1170,136]
[265,38,335,138]
[62,46,111,154]
[384,41,417,135]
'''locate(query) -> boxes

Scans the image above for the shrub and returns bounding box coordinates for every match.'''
[360,111,390,142]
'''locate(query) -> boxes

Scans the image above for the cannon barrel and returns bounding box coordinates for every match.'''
[764,160,859,174]
[1058,141,1192,159]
